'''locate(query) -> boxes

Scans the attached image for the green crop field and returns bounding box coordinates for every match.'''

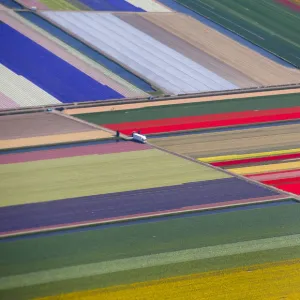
[176,0,300,67]
[76,93,300,125]
[1,202,300,300]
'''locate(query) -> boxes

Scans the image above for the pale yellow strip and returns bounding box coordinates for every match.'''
[198,148,300,163]
[37,259,300,300]
[0,131,112,150]
[229,161,300,175]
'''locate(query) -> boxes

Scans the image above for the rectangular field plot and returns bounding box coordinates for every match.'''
[41,11,237,94]
[0,148,230,207]
[0,177,283,236]
[1,202,300,299]
[116,12,300,87]
[176,0,300,67]
[151,123,300,158]
[0,112,113,149]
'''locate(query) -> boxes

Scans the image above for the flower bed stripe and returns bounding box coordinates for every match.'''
[0,178,280,237]
[1,234,300,290]
[199,148,300,163]
[229,161,300,175]
[104,107,300,135]
[211,153,300,167]
[0,142,149,164]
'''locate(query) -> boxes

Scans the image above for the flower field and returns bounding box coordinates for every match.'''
[1,201,300,299]
[37,259,300,300]
[1,0,300,299]
[200,147,300,195]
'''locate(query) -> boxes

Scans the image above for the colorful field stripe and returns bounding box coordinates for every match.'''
[0,178,282,237]
[261,177,300,186]
[229,161,300,175]
[211,152,300,167]
[199,148,300,163]
[104,107,300,135]
[276,183,300,194]
[0,142,149,164]
[2,234,300,290]
[248,169,300,181]
[48,259,300,300]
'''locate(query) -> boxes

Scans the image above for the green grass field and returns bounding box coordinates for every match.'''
[176,0,300,67]
[76,93,300,125]
[0,149,228,206]
[1,202,300,300]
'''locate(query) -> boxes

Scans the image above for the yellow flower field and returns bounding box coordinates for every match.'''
[38,259,300,300]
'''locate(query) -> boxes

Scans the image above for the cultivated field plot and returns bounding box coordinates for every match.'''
[117,12,300,87]
[1,139,285,237]
[0,112,113,149]
[201,146,300,196]
[151,123,300,158]
[176,0,300,67]
[1,201,300,300]
[0,14,129,108]
[75,92,300,135]
[148,122,300,195]
[16,0,170,11]
[41,11,238,94]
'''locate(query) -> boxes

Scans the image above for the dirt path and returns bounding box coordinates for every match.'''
[66,87,300,115]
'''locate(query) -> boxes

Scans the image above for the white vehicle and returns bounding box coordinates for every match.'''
[132,132,147,143]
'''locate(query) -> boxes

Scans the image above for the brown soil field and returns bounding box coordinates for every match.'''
[150,123,300,158]
[0,112,112,149]
[0,112,103,140]
[0,130,112,150]
[66,87,300,115]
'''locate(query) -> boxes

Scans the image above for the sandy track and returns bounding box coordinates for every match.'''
[66,87,300,115]
[151,123,300,158]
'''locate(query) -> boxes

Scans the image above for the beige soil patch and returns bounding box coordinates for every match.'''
[150,123,300,158]
[0,131,112,150]
[0,112,102,140]
[0,112,113,149]
[66,88,300,115]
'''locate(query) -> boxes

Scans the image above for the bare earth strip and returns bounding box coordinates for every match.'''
[151,123,300,158]
[0,112,104,140]
[0,131,112,150]
[66,88,300,115]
